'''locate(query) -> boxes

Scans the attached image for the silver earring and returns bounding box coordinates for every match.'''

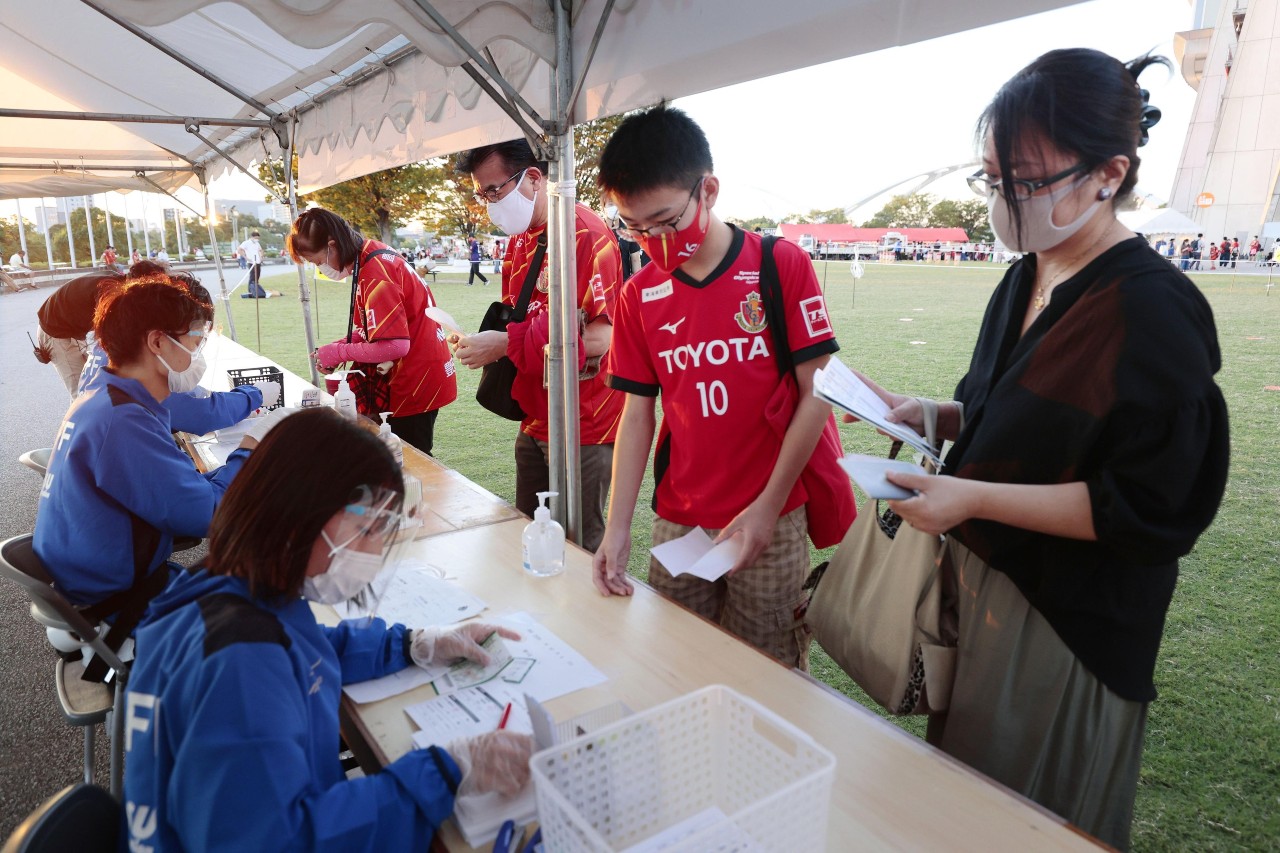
[1098,187,1114,200]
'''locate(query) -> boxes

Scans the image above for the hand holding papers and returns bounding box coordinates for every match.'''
[650,527,744,582]
[813,358,943,467]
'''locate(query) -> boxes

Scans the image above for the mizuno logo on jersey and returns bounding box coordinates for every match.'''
[800,295,832,337]
[656,336,771,373]
[659,317,686,335]
[735,291,767,333]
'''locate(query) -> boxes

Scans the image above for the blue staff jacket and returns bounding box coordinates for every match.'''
[33,369,249,606]
[124,571,461,852]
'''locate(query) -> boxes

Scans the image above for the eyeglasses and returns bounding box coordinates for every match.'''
[472,169,526,204]
[615,178,703,241]
[967,162,1089,200]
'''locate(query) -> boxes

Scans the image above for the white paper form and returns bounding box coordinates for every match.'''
[340,562,490,704]
[424,306,465,337]
[812,357,943,467]
[650,527,742,581]
[333,560,487,628]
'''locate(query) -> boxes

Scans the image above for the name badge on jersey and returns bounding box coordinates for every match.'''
[642,280,674,303]
[800,295,832,338]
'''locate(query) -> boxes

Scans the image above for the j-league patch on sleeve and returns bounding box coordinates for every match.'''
[800,295,831,337]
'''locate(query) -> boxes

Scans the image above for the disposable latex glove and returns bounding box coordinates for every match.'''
[445,730,533,797]
[409,622,521,668]
[252,381,281,409]
[245,406,296,443]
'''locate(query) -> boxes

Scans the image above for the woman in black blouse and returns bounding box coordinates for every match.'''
[858,49,1229,849]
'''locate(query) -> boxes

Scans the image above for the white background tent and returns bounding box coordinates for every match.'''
[2,0,1087,537]
[1118,206,1202,235]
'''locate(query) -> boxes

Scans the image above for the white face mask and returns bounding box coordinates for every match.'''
[318,246,348,281]
[986,175,1102,254]
[603,203,619,221]
[157,334,208,394]
[301,529,386,604]
[486,170,537,235]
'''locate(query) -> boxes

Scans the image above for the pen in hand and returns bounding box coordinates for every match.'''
[498,702,513,731]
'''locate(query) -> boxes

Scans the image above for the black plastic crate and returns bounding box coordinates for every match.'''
[227,366,285,411]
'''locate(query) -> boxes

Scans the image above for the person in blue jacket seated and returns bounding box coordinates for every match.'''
[123,408,532,851]
[76,263,278,431]
[33,271,294,672]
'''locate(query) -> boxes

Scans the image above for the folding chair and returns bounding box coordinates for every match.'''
[0,535,130,799]
[0,783,119,853]
[18,448,52,478]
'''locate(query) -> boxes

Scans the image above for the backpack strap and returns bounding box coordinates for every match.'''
[758,235,794,379]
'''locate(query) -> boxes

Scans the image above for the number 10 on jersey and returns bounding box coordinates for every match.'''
[696,380,728,416]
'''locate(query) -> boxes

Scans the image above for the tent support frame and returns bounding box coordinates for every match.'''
[133,173,203,220]
[0,108,273,128]
[185,125,289,206]
[285,115,321,386]
[198,174,238,343]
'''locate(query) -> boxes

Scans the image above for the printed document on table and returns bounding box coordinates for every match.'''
[340,562,489,704]
[650,527,742,581]
[812,357,943,467]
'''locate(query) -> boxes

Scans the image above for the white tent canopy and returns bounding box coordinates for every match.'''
[1117,206,1202,236]
[3,0,1084,197]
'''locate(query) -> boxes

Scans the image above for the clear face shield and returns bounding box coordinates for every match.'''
[308,485,412,623]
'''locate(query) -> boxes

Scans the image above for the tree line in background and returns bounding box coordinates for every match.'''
[256,114,624,246]
[729,193,994,243]
[3,118,994,268]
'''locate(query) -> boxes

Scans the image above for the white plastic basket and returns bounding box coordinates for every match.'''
[530,685,836,852]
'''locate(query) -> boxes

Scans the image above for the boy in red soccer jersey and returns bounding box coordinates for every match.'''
[592,107,840,667]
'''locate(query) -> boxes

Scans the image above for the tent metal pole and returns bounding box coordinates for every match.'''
[200,177,237,342]
[403,0,547,130]
[142,196,152,256]
[286,114,321,386]
[103,196,114,251]
[122,193,135,258]
[133,173,204,219]
[38,199,54,269]
[553,0,582,543]
[458,63,550,156]
[63,198,78,268]
[0,108,273,128]
[79,0,278,120]
[565,0,616,116]
[83,195,98,262]
[16,198,28,255]
[0,163,192,173]
[185,126,289,206]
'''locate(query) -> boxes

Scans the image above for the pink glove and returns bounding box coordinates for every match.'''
[409,623,521,668]
[446,730,533,797]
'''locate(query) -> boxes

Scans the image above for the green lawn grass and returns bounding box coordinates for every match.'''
[223,258,1279,851]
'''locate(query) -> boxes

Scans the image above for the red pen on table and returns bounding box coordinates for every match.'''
[498,702,513,730]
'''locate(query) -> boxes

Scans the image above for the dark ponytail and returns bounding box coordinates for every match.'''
[977,48,1172,244]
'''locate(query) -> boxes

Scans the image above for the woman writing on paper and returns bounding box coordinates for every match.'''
[289,207,457,455]
[123,408,531,851]
[854,50,1228,848]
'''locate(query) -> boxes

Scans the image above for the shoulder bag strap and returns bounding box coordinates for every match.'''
[510,235,548,323]
[347,247,402,342]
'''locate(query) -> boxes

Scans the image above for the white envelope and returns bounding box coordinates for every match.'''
[650,527,743,582]
[838,454,922,500]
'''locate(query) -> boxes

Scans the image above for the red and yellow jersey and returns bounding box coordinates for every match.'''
[356,240,458,416]
[502,204,624,445]
[607,227,839,528]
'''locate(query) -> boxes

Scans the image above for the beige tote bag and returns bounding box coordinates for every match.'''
[806,399,957,715]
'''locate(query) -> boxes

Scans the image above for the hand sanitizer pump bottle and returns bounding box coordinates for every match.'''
[334,370,363,421]
[522,491,565,577]
[377,412,404,466]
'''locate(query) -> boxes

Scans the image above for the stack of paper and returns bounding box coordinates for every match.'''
[812,358,943,467]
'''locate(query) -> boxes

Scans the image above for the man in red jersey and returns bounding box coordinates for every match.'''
[592,107,841,668]
[455,140,624,551]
